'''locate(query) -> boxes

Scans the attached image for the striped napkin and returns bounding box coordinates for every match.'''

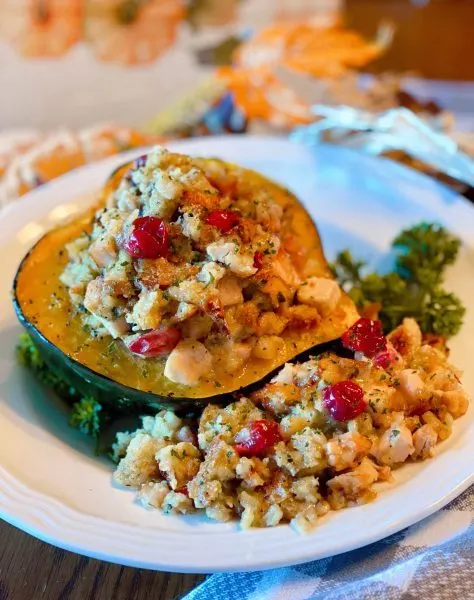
[184,485,473,600]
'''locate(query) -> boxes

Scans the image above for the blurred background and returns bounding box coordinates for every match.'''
[1,0,473,201]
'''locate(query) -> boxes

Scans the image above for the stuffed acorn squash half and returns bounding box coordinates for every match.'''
[13,147,359,410]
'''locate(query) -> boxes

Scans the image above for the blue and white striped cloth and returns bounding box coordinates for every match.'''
[184,486,473,600]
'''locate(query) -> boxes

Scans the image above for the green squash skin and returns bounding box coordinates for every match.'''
[12,158,358,413]
[13,277,345,414]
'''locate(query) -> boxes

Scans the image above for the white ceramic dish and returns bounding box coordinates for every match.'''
[0,137,473,573]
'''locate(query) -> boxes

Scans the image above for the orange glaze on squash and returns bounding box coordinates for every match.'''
[15,161,359,400]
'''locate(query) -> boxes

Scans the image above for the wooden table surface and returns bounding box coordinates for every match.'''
[2,3,473,600]
[0,520,206,600]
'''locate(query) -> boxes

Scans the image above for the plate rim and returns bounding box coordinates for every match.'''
[1,135,473,573]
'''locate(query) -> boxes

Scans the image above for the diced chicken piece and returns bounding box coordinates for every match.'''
[412,424,438,459]
[126,289,167,331]
[113,432,167,487]
[207,240,257,277]
[398,369,428,413]
[164,340,213,386]
[372,422,414,465]
[271,363,298,384]
[327,457,380,501]
[138,481,170,509]
[326,432,372,471]
[388,318,422,356]
[297,277,341,316]
[197,261,226,286]
[433,389,469,418]
[156,442,201,490]
[89,235,117,268]
[217,276,243,307]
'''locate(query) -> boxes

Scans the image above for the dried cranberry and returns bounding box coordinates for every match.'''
[205,209,239,233]
[253,251,264,269]
[234,420,281,457]
[124,216,169,259]
[134,154,148,168]
[323,380,366,421]
[342,318,387,357]
[128,327,181,357]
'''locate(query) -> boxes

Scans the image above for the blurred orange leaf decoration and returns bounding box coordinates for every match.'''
[218,21,392,126]
[85,0,184,65]
[0,125,163,203]
[3,0,83,58]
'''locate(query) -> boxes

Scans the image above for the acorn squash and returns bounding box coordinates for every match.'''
[13,152,359,411]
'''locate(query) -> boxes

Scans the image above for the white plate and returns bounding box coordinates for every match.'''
[0,137,473,573]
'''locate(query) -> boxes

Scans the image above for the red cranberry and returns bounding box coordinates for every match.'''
[134,154,148,168]
[205,209,239,233]
[253,251,264,269]
[124,216,169,259]
[234,420,282,457]
[128,327,181,357]
[323,380,367,421]
[342,318,387,357]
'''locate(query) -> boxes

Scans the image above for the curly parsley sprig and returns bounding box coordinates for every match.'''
[331,223,465,337]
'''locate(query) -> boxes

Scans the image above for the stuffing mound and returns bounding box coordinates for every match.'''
[61,145,348,387]
[112,318,469,532]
